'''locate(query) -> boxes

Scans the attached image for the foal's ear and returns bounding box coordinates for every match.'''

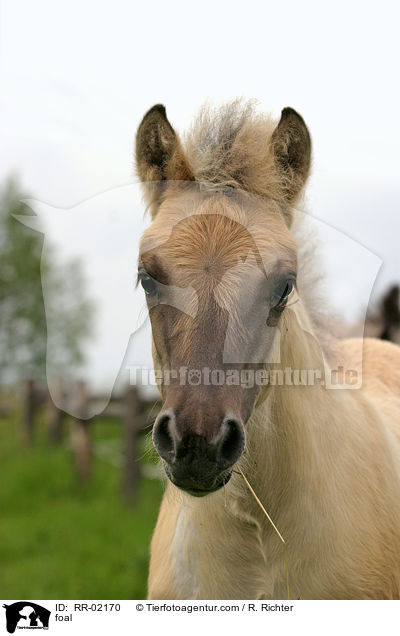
[135,104,193,213]
[271,107,311,217]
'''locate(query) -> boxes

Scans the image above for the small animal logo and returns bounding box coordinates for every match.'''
[188,369,202,385]
[2,602,51,633]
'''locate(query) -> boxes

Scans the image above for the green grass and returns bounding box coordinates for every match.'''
[0,413,163,599]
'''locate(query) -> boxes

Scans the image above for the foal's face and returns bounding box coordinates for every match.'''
[139,190,297,495]
[135,101,311,495]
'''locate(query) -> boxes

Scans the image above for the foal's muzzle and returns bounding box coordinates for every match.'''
[152,410,245,496]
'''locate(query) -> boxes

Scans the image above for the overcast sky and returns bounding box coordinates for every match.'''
[1,0,399,391]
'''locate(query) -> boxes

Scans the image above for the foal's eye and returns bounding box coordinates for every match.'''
[271,279,295,308]
[140,274,158,296]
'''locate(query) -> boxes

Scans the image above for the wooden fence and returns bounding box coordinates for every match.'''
[21,379,161,504]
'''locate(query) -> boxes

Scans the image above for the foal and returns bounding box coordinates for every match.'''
[135,101,400,599]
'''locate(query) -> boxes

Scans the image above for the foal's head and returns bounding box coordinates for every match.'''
[136,102,311,496]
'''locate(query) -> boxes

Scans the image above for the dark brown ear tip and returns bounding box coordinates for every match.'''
[281,106,297,116]
[145,104,167,119]
[281,107,306,124]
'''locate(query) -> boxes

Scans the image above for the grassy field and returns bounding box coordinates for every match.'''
[0,412,163,599]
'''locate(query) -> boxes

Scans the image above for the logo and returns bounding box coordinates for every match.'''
[2,603,50,633]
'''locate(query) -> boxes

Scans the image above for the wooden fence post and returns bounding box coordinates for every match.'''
[48,378,64,445]
[70,380,92,482]
[22,378,36,445]
[123,386,141,503]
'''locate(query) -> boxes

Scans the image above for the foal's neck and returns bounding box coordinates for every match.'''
[236,300,340,524]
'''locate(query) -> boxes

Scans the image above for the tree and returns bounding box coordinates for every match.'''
[0,177,94,385]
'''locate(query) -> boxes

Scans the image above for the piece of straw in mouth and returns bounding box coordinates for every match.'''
[235,466,291,601]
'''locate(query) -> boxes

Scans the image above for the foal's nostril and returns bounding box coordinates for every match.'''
[153,412,176,461]
[217,418,245,468]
